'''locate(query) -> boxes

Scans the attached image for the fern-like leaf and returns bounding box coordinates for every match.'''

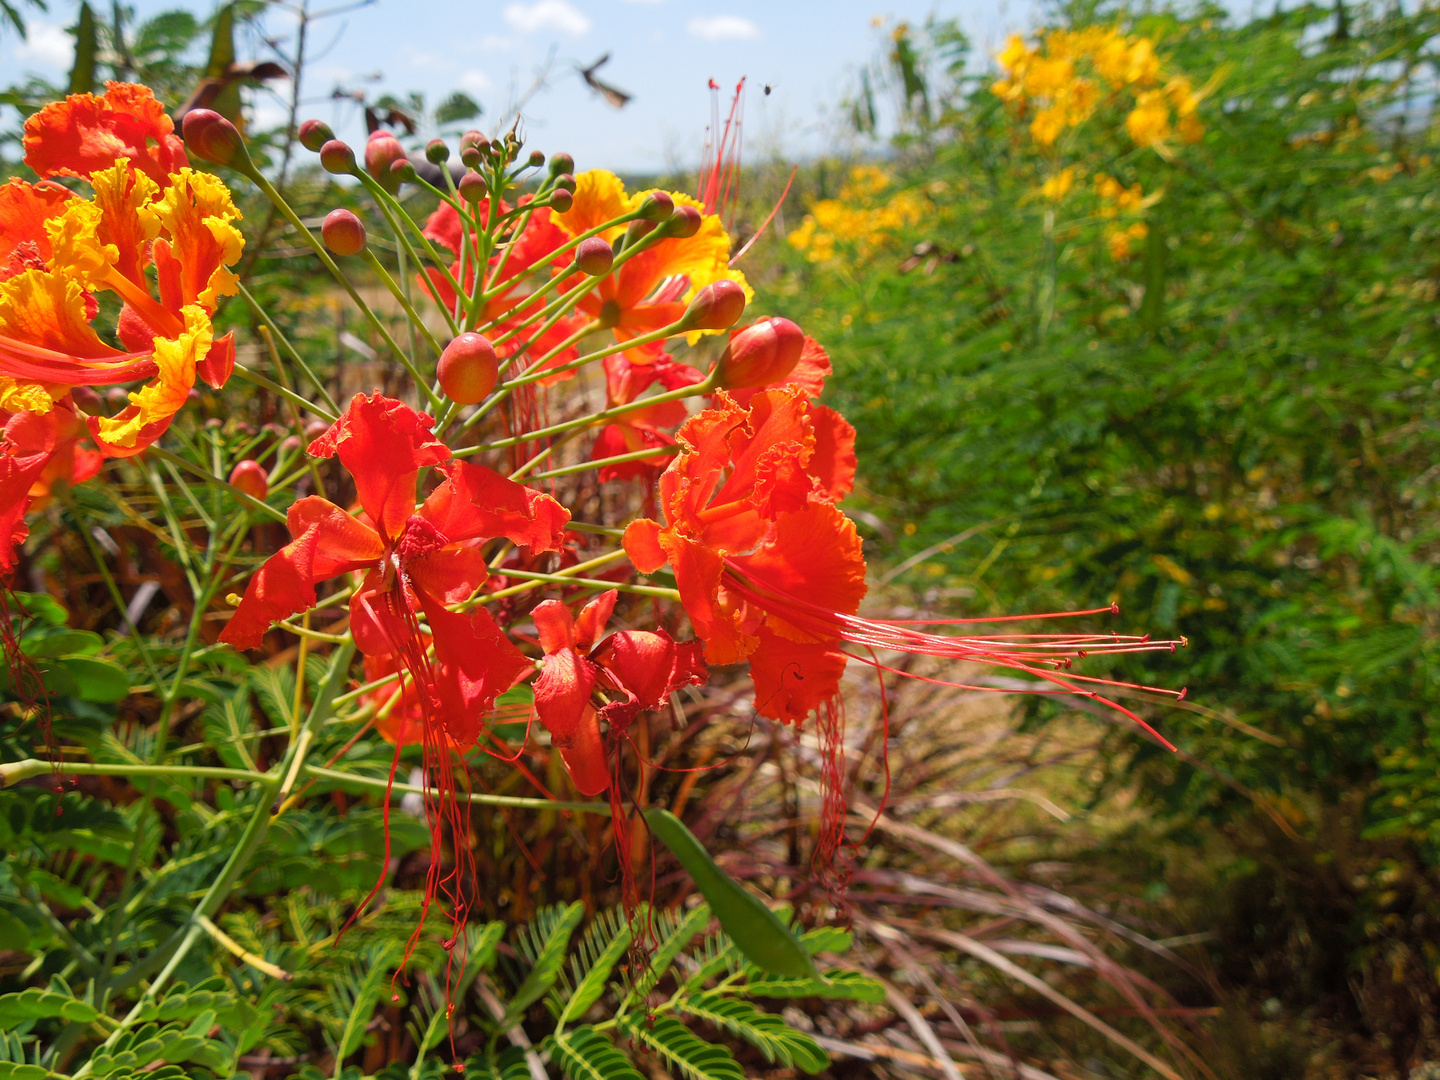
[676,993,827,1073]
[499,901,583,1029]
[557,908,633,1026]
[546,1026,645,1080]
[618,1015,745,1080]
[622,903,711,1008]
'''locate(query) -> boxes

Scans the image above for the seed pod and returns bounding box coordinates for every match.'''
[575,236,614,277]
[298,118,334,152]
[229,460,269,501]
[437,333,499,404]
[319,139,356,174]
[182,109,248,168]
[321,209,366,256]
[679,279,746,331]
[716,317,805,390]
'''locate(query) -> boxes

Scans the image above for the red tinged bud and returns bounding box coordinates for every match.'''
[425,138,449,164]
[574,236,614,276]
[663,205,702,239]
[623,219,656,248]
[716,317,805,390]
[528,150,545,168]
[638,191,674,222]
[679,279,746,331]
[229,460,269,501]
[389,158,417,183]
[548,152,574,176]
[321,209,366,256]
[458,172,486,203]
[553,173,576,193]
[437,333,499,404]
[319,139,356,174]
[549,188,574,213]
[298,118,333,152]
[182,109,247,167]
[459,130,488,167]
[365,130,406,193]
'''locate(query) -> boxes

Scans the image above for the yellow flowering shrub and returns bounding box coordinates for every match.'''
[787,165,926,264]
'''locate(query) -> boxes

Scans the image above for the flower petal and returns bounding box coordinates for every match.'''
[0,179,72,268]
[307,392,449,542]
[747,626,848,724]
[24,83,187,186]
[420,460,569,552]
[417,587,532,746]
[151,168,244,311]
[551,170,632,240]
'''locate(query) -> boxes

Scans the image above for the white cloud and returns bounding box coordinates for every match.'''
[687,15,761,42]
[459,69,493,94]
[478,34,515,51]
[402,45,453,71]
[503,0,592,36]
[11,22,73,71]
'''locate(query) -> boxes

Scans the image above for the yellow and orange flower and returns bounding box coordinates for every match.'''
[0,84,243,458]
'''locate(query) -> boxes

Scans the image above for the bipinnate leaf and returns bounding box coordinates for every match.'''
[499,901,583,1028]
[558,912,633,1024]
[546,1026,645,1080]
[676,993,827,1073]
[643,808,817,979]
[618,1014,746,1080]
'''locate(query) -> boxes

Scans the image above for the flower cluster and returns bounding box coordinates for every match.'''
[3,85,1187,939]
[787,165,926,263]
[0,84,242,567]
[992,26,1206,151]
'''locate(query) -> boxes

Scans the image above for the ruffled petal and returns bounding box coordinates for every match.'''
[0,268,119,362]
[0,179,72,267]
[730,502,868,643]
[593,629,676,712]
[747,625,848,724]
[89,304,211,452]
[666,531,757,665]
[196,330,235,389]
[808,403,857,503]
[286,495,385,575]
[532,597,578,655]
[307,392,449,542]
[23,83,187,186]
[622,517,667,574]
[87,160,160,290]
[406,541,488,605]
[219,525,328,650]
[572,589,617,652]
[533,646,597,748]
[0,411,59,572]
[420,460,569,552]
[151,168,244,311]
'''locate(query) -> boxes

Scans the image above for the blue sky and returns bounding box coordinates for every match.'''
[3,0,1038,172]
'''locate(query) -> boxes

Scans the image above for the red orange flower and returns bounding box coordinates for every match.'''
[531,588,706,796]
[590,352,704,481]
[23,83,188,187]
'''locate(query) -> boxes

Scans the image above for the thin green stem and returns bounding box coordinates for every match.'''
[236,283,340,417]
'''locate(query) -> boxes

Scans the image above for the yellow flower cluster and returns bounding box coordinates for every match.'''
[787,165,926,263]
[992,27,1204,151]
[1094,173,1151,258]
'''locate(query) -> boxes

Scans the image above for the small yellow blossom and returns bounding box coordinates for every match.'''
[1041,167,1076,202]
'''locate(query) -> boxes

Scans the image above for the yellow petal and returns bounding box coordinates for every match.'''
[552,169,633,240]
[44,199,117,287]
[153,168,245,310]
[93,304,211,448]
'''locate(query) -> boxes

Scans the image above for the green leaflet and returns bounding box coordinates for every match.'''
[499,901,583,1029]
[618,1014,745,1080]
[546,1026,645,1080]
[643,808,817,980]
[557,909,633,1025]
[0,988,98,1026]
[676,992,828,1073]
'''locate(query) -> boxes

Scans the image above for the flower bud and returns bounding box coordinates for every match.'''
[574,236,614,276]
[106,387,129,405]
[661,205,703,239]
[365,130,406,193]
[320,139,356,174]
[679,279,746,331]
[459,130,488,167]
[458,172,486,203]
[70,386,101,413]
[716,317,805,390]
[280,435,302,452]
[623,219,656,249]
[552,173,576,193]
[182,109,248,168]
[298,118,333,152]
[527,150,545,168]
[638,191,674,222]
[549,188,574,213]
[425,138,450,164]
[548,152,574,176]
[304,419,330,440]
[229,459,269,501]
[321,208,366,256]
[437,333,499,404]
[389,157,418,184]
